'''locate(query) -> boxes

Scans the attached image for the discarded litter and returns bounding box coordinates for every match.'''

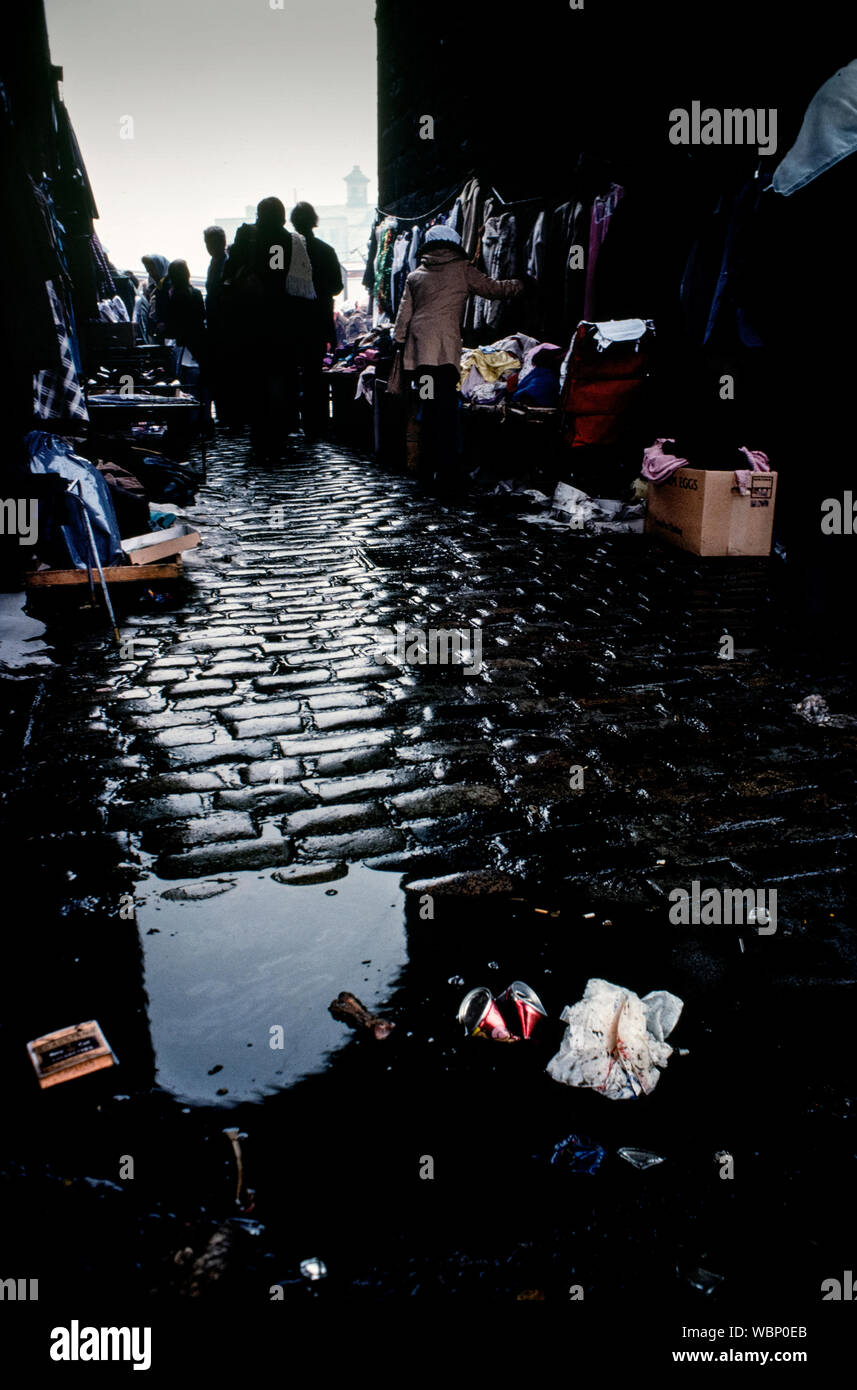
[794,693,831,724]
[458,981,547,1041]
[550,1134,606,1173]
[793,693,857,728]
[617,1147,665,1169]
[328,991,395,1040]
[229,1217,264,1237]
[541,482,645,534]
[498,981,548,1039]
[223,1128,254,1211]
[680,1264,725,1296]
[489,481,551,504]
[27,1020,117,1089]
[185,1223,234,1297]
[300,1257,328,1282]
[546,978,683,1099]
[458,986,514,1041]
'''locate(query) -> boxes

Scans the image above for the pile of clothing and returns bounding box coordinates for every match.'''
[336,306,370,345]
[459,333,564,408]
[325,326,393,375]
[96,295,131,323]
[324,328,396,407]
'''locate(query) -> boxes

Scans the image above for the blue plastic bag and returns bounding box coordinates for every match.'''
[549,1133,606,1174]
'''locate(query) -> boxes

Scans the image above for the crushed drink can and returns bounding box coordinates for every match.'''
[457,987,514,1041]
[498,980,548,1040]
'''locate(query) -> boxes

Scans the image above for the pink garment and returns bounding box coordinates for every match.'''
[642,438,689,483]
[738,446,770,471]
[643,440,772,488]
[583,184,624,320]
[734,446,771,494]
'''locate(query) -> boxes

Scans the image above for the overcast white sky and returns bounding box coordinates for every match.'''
[44,0,377,277]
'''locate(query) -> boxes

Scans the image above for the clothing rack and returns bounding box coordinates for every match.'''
[489,187,545,209]
[374,174,474,224]
[374,157,619,229]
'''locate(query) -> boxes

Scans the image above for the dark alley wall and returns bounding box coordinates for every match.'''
[376,0,851,213]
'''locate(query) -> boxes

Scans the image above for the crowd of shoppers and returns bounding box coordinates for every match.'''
[133,198,345,458]
[127,203,526,476]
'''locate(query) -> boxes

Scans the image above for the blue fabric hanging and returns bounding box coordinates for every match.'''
[26,431,123,569]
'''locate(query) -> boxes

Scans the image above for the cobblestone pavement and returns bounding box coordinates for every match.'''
[2,433,855,1303]
[24,436,857,908]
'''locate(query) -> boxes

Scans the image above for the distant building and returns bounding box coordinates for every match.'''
[213,166,375,305]
[212,206,257,253]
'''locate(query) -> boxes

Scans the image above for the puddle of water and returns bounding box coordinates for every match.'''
[135,864,407,1104]
[0,592,52,674]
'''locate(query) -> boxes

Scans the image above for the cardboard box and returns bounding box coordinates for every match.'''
[645,468,777,556]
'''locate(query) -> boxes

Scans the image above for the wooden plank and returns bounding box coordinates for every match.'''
[125,532,200,565]
[27,561,183,588]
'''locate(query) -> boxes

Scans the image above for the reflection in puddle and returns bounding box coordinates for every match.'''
[0,592,52,674]
[135,864,407,1104]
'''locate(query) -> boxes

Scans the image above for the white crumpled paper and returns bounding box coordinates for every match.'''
[543,482,645,534]
[546,977,683,1100]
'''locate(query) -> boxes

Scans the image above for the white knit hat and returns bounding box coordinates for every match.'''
[423,225,462,247]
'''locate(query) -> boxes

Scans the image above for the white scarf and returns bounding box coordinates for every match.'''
[286,232,316,300]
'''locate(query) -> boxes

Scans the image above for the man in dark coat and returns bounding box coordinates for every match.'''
[223,196,316,455]
[290,201,343,434]
[203,225,229,425]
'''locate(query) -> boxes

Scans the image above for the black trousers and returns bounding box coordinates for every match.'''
[297,339,329,435]
[250,344,298,451]
[407,364,461,479]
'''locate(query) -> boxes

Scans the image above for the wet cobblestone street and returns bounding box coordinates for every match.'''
[2,433,854,1305]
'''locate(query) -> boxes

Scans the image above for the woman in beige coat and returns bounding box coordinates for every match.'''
[392,225,524,489]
